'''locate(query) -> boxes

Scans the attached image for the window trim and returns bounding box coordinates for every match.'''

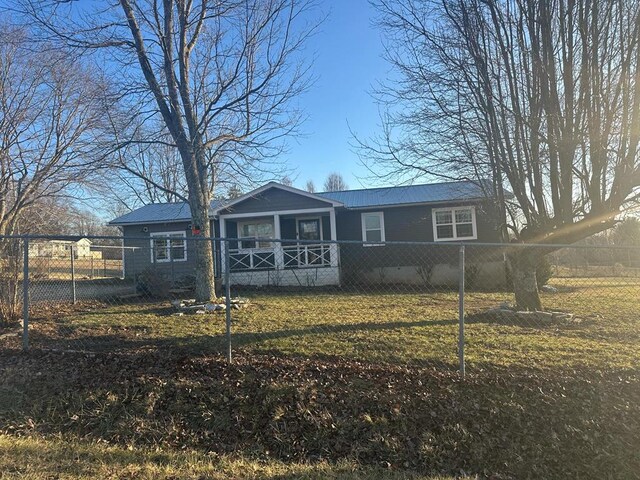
[237,218,275,250]
[149,231,187,263]
[432,206,478,242]
[361,211,386,246]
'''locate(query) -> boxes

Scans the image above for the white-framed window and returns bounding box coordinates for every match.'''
[432,206,477,241]
[238,219,274,249]
[150,231,187,263]
[361,212,385,246]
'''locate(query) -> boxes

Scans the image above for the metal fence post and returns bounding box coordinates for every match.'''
[70,245,77,304]
[458,245,465,378]
[132,246,137,293]
[22,237,29,351]
[224,239,232,363]
[170,249,175,288]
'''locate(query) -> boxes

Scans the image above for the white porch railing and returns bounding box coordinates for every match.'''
[229,248,276,271]
[229,243,336,271]
[283,244,332,268]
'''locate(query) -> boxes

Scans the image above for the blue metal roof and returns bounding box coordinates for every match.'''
[317,180,491,208]
[109,200,222,226]
[109,180,491,225]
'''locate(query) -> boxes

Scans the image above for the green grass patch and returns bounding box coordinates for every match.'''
[1,277,638,478]
[19,277,640,372]
[0,435,448,479]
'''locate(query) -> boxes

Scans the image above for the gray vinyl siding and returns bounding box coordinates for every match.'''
[335,202,502,243]
[120,199,505,287]
[122,222,201,282]
[218,188,333,215]
[336,202,504,274]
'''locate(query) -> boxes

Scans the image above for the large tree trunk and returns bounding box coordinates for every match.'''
[189,192,216,302]
[508,250,542,311]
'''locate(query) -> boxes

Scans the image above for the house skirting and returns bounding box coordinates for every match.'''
[229,266,340,287]
[350,260,506,289]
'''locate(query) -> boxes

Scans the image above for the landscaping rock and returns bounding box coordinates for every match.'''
[205,303,226,312]
[541,285,558,293]
[471,306,582,326]
[205,303,220,312]
[186,304,207,310]
[514,311,555,323]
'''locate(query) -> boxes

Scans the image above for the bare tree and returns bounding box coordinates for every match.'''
[102,129,192,211]
[323,172,348,192]
[19,0,316,301]
[612,217,640,247]
[280,176,294,187]
[0,26,104,236]
[0,25,105,324]
[225,184,243,200]
[364,0,640,309]
[305,179,316,193]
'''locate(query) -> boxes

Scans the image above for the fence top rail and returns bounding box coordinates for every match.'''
[1,233,640,251]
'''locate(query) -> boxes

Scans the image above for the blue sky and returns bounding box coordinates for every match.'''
[282,0,389,191]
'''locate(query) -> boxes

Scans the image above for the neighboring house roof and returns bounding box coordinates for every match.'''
[109,180,494,226]
[30,237,92,245]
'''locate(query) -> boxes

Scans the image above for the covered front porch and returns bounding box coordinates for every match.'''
[219,208,340,286]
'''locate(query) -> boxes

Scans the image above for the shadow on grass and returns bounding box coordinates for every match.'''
[30,316,459,355]
[465,311,590,329]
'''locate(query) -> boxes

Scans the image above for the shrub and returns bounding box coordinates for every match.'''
[416,263,434,288]
[465,263,480,289]
[536,255,554,288]
[0,239,22,328]
[136,268,171,298]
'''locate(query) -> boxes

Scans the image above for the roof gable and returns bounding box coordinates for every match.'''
[214,182,343,214]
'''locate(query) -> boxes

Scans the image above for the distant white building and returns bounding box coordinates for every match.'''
[28,238,93,258]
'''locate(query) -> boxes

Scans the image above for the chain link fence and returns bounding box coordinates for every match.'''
[0,235,638,376]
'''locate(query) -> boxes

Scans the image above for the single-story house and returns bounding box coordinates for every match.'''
[108,180,507,288]
[28,238,93,259]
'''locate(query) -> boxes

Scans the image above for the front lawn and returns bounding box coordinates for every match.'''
[1,276,638,478]
[18,276,640,372]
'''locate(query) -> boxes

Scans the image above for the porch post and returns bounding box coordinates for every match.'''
[329,209,339,267]
[273,213,284,269]
[220,217,227,274]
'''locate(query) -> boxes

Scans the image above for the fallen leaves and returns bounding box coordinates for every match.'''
[0,348,638,479]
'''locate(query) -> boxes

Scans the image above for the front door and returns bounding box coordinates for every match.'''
[297,219,322,266]
[297,219,321,241]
